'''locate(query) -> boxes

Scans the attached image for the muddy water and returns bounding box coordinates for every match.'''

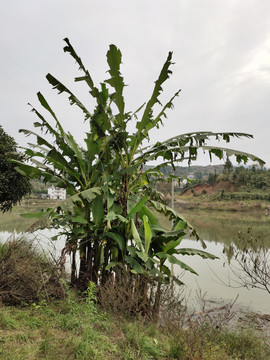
[0,204,269,313]
[173,209,270,314]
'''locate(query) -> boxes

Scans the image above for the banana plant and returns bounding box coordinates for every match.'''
[15,38,265,292]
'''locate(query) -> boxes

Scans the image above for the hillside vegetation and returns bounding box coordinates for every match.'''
[181,165,270,201]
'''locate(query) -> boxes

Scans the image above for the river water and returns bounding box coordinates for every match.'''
[175,209,270,314]
[0,203,269,314]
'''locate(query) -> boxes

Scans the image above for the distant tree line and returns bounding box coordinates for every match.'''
[231,166,270,190]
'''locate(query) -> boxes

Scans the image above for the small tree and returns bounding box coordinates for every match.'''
[0,125,31,212]
[207,170,217,184]
[225,230,270,294]
[14,39,265,313]
[223,155,233,178]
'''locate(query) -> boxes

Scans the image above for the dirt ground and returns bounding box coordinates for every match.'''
[231,306,270,339]
[181,180,237,197]
[202,299,270,341]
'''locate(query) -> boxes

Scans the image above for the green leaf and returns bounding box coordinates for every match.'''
[63,132,86,177]
[46,148,70,168]
[66,193,82,207]
[203,146,265,167]
[139,206,158,225]
[37,92,61,126]
[150,224,170,233]
[127,245,137,257]
[168,255,198,275]
[13,163,42,179]
[19,128,53,150]
[106,211,117,221]
[105,45,125,123]
[126,256,145,274]
[176,248,218,259]
[157,253,198,275]
[136,51,173,133]
[69,216,88,224]
[46,75,92,122]
[143,215,152,255]
[116,214,129,223]
[20,211,47,219]
[131,219,143,251]
[136,251,148,263]
[80,188,101,202]
[128,195,148,218]
[157,230,185,241]
[161,264,171,276]
[173,219,186,231]
[105,261,119,271]
[171,275,185,286]
[106,193,114,210]
[72,227,87,236]
[149,200,182,221]
[163,238,182,254]
[107,232,125,253]
[136,131,265,167]
[92,195,104,226]
[63,38,103,102]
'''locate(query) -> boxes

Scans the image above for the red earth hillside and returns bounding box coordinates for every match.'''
[181,180,238,197]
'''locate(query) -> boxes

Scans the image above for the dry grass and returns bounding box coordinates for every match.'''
[0,238,65,305]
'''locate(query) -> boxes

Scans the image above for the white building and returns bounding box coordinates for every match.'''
[48,186,66,200]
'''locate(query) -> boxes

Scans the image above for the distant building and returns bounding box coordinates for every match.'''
[48,186,66,200]
[179,174,194,188]
[179,179,188,188]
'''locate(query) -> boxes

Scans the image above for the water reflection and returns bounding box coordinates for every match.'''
[172,210,270,314]
[179,209,270,250]
[0,211,35,233]
[1,206,269,313]
[0,202,59,233]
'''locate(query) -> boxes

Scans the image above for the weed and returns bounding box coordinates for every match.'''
[84,281,98,314]
[215,328,270,360]
[58,313,81,331]
[0,310,18,329]
[60,279,80,313]
[15,333,29,342]
[27,317,43,329]
[120,321,164,359]
[0,292,269,360]
[39,327,56,358]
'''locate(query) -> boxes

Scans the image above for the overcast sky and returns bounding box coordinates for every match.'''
[1,0,270,167]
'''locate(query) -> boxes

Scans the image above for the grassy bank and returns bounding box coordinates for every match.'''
[0,296,269,360]
[175,195,270,212]
[0,239,269,359]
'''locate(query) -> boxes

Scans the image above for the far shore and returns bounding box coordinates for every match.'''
[173,195,270,213]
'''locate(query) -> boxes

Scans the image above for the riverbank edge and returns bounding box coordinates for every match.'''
[174,197,270,213]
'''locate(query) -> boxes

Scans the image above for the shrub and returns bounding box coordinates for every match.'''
[0,238,65,305]
[99,266,157,319]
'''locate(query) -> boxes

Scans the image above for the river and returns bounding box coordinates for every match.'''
[0,202,269,314]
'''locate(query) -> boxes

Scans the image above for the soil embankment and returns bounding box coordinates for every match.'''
[181,180,237,196]
[172,180,270,212]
